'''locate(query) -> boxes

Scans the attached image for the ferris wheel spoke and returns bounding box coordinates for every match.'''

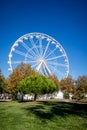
[26,53,37,60]
[24,60,36,64]
[43,62,52,75]
[11,60,37,66]
[45,47,57,59]
[27,46,40,59]
[11,61,25,64]
[20,41,30,52]
[14,50,26,57]
[43,41,50,58]
[47,61,66,67]
[47,64,57,74]
[48,64,64,76]
[36,62,42,71]
[31,63,37,68]
[34,39,40,56]
[20,41,36,57]
[39,37,43,56]
[28,47,38,58]
[14,50,32,59]
[36,61,52,75]
[29,38,40,56]
[46,55,64,61]
[57,70,64,76]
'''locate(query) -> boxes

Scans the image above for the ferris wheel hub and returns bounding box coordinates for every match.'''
[37,58,44,64]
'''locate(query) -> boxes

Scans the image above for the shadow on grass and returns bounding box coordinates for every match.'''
[24,101,87,120]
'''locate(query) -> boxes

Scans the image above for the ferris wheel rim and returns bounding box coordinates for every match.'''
[8,32,69,79]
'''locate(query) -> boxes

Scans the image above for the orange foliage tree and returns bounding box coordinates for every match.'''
[6,63,37,96]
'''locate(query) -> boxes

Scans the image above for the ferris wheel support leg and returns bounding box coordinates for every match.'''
[43,62,52,76]
[36,62,42,72]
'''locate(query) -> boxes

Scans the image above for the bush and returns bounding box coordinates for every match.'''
[64,92,69,99]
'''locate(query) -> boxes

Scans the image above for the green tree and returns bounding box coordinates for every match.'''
[18,74,58,101]
[6,63,37,98]
[49,75,59,88]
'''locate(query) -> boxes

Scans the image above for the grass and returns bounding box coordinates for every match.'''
[0,100,87,130]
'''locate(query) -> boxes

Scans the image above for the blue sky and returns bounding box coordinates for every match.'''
[0,0,87,79]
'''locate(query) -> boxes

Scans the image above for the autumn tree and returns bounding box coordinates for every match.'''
[6,63,37,97]
[0,69,6,94]
[18,74,58,101]
[75,76,87,99]
[60,76,75,94]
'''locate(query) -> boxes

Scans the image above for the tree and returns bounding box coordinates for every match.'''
[0,69,6,94]
[49,75,59,88]
[18,74,58,101]
[75,76,87,99]
[6,63,37,97]
[60,76,75,94]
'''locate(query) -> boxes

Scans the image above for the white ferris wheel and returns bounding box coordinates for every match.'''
[8,32,69,80]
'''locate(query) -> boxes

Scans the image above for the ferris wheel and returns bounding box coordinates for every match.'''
[8,32,69,80]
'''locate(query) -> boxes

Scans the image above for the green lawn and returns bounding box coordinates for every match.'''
[0,100,87,130]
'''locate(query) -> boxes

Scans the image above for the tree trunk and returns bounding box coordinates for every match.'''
[34,94,37,101]
[21,94,24,102]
